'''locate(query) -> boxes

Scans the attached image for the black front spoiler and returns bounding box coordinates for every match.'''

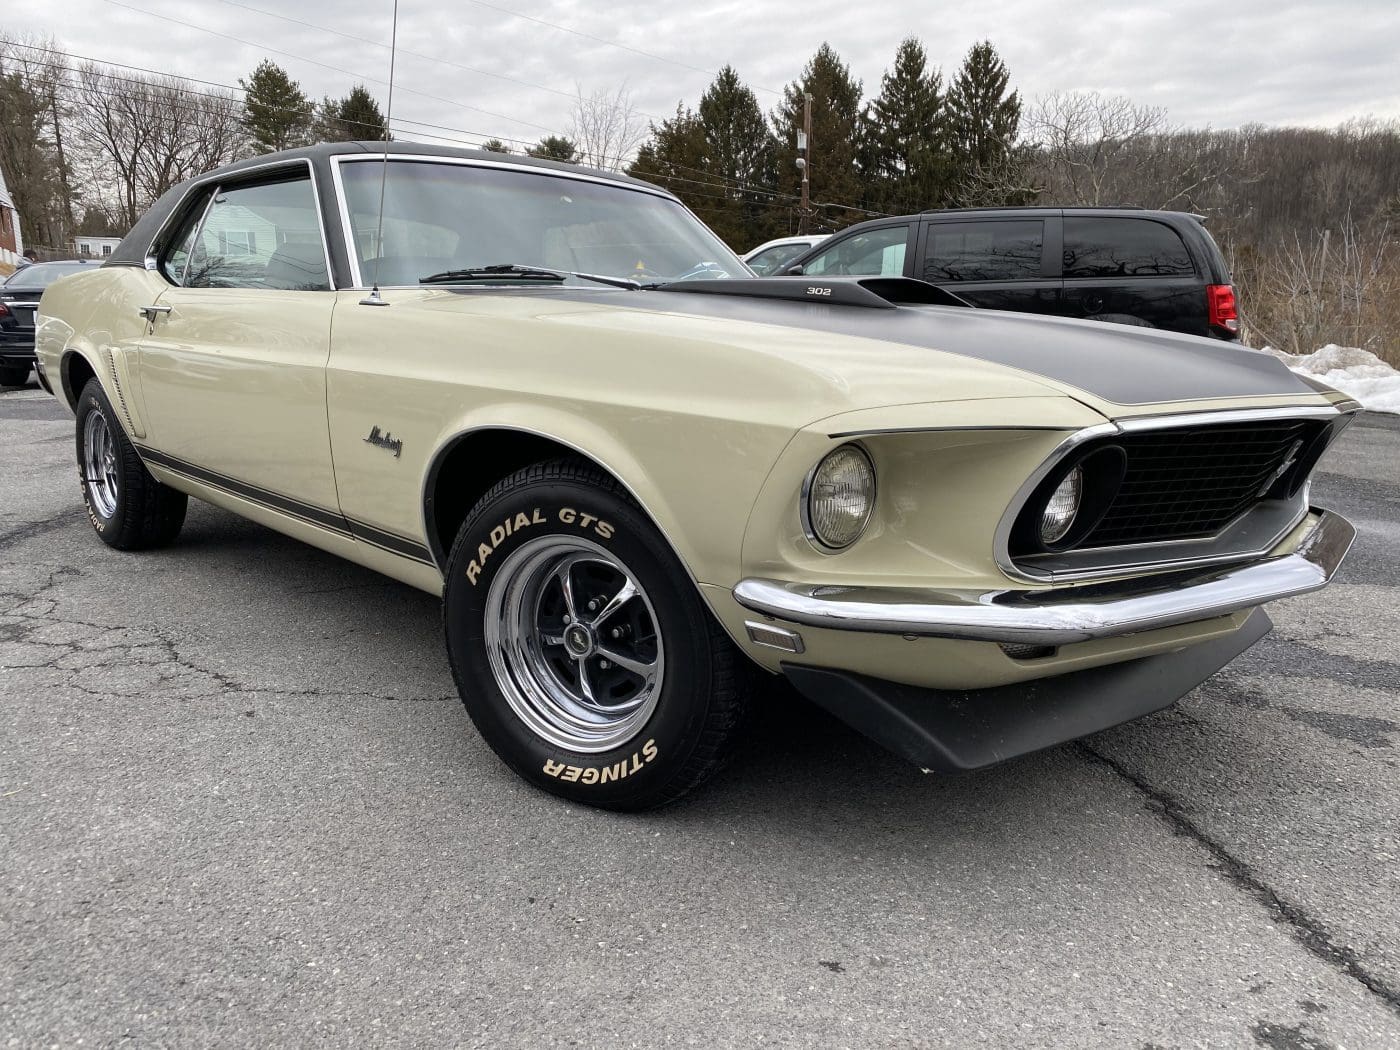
[782,608,1272,773]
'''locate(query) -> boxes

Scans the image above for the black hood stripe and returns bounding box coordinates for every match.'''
[529,285,1316,406]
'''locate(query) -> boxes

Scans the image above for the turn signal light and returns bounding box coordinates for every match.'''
[1207,284,1238,332]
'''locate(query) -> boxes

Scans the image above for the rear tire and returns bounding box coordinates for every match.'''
[0,364,30,386]
[75,378,187,550]
[443,458,752,810]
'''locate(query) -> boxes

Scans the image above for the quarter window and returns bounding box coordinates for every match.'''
[165,174,330,291]
[923,221,1043,282]
[1062,218,1195,278]
[801,226,909,277]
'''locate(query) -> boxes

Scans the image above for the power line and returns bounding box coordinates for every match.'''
[3,37,887,219]
[97,0,556,134]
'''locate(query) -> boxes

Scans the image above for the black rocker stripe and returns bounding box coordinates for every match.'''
[135,445,435,565]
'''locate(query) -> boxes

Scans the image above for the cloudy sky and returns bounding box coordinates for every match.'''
[18,0,1400,149]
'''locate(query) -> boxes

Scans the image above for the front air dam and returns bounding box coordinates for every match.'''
[782,607,1273,773]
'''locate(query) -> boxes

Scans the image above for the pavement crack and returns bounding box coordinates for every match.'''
[1079,742,1400,1019]
[0,507,81,552]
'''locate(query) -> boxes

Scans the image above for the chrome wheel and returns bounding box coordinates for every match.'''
[82,410,120,518]
[484,536,665,753]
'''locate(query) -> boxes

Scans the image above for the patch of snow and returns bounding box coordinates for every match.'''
[1259,344,1400,415]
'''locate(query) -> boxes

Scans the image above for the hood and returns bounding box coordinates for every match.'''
[640,278,1321,409]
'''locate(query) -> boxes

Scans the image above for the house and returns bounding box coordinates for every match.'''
[75,234,123,259]
[0,165,22,269]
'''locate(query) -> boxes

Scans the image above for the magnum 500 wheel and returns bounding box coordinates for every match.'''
[443,459,752,810]
[75,378,187,550]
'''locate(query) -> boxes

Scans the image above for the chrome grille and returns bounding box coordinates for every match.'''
[1079,419,1324,548]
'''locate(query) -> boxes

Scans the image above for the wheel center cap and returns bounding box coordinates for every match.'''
[563,623,594,657]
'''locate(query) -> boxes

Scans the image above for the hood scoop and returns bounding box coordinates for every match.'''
[658,276,971,310]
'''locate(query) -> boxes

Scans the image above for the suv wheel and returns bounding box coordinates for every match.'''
[443,459,752,810]
[0,364,30,386]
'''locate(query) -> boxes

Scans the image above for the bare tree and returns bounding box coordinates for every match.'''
[569,83,645,171]
[69,62,246,229]
[1026,90,1234,210]
[0,39,76,253]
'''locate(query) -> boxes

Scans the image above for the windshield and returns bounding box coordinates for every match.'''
[339,159,747,287]
[5,262,93,289]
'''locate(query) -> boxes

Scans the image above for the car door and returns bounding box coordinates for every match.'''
[917,217,1060,315]
[136,167,341,513]
[795,223,913,278]
[1059,215,1204,332]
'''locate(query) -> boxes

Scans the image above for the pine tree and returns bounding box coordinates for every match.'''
[945,42,1022,181]
[628,106,710,223]
[526,135,581,162]
[696,66,779,246]
[325,84,388,142]
[861,38,947,213]
[772,43,864,232]
[239,60,313,153]
[480,139,510,153]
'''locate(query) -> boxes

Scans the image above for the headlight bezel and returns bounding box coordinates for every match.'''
[801,442,877,552]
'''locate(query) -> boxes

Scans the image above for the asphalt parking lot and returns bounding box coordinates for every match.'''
[2,379,1399,1049]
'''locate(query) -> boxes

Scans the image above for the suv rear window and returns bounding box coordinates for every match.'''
[923,221,1043,282]
[1063,218,1195,278]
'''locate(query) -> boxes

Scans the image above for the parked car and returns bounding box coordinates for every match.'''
[1,260,100,385]
[742,234,829,276]
[36,143,1356,810]
[779,207,1240,340]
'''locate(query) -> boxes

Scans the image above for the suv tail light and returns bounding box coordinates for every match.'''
[0,302,9,317]
[1207,284,1238,333]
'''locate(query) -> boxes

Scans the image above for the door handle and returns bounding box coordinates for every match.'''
[137,304,172,321]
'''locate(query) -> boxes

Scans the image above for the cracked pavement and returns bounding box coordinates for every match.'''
[2,382,1399,1048]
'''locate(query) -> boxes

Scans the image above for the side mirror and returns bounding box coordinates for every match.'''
[782,263,804,277]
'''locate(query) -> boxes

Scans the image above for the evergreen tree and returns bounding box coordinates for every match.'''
[480,139,510,153]
[772,43,864,232]
[945,42,1022,183]
[240,60,313,153]
[526,135,581,162]
[861,38,947,213]
[628,105,710,223]
[324,84,388,141]
[696,66,779,246]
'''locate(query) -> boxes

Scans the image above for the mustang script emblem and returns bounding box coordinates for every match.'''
[363,425,403,459]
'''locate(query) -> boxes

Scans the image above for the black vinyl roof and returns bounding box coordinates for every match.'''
[106,140,665,271]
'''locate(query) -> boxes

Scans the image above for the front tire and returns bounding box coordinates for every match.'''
[75,378,187,550]
[443,459,752,810]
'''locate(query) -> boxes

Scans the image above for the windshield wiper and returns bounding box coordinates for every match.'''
[419,263,639,290]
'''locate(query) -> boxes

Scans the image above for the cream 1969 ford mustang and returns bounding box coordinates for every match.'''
[35,143,1357,809]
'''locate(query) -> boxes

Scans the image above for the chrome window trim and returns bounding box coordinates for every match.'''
[993,403,1356,585]
[328,153,696,291]
[178,183,220,287]
[144,157,337,292]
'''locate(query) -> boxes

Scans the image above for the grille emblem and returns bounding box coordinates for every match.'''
[1260,438,1304,497]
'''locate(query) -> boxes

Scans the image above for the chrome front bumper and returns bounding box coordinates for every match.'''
[733,509,1354,647]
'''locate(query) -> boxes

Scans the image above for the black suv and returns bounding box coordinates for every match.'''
[780,207,1240,340]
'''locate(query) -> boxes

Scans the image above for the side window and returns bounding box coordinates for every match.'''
[802,225,909,276]
[746,243,808,276]
[182,176,330,291]
[1063,218,1195,278]
[923,221,1044,282]
[162,193,213,286]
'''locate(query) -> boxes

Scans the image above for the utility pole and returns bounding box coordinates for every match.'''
[796,92,812,235]
[49,84,76,245]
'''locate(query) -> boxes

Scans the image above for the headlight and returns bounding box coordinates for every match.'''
[805,444,876,550]
[1039,465,1083,545]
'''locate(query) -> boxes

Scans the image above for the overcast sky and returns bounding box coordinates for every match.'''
[20,0,1400,149]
